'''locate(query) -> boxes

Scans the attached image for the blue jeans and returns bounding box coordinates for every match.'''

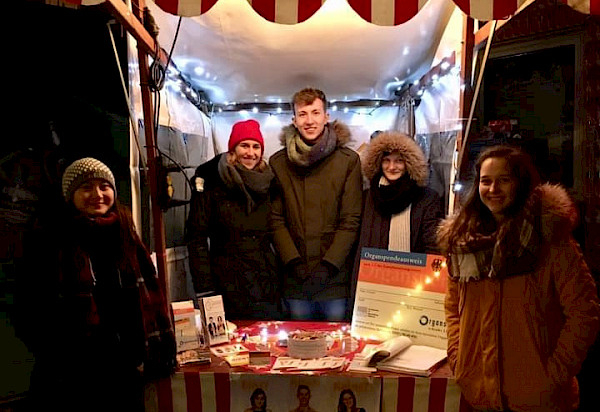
[286,298,348,321]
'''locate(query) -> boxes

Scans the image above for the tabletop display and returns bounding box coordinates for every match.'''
[146,320,471,412]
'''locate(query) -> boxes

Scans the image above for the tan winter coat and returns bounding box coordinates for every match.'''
[441,184,599,411]
[269,121,362,300]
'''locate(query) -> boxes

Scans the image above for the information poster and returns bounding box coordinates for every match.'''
[230,374,381,412]
[351,248,448,349]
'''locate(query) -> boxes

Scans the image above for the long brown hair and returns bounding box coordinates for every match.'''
[440,145,540,252]
[250,388,268,411]
[338,389,358,412]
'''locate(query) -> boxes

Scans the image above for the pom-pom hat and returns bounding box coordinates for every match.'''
[228,119,264,153]
[62,157,116,201]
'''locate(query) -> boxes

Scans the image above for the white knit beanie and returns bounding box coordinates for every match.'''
[62,157,116,201]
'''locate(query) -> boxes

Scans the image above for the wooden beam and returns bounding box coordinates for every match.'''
[474,18,509,49]
[103,0,169,65]
[103,0,169,293]
[457,15,475,154]
[450,14,474,209]
[474,0,536,49]
[457,19,498,185]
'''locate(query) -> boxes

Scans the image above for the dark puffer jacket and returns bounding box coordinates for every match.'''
[186,161,281,319]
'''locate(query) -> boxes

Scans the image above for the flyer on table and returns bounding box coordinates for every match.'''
[351,248,448,349]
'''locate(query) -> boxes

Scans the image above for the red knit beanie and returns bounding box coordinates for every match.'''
[228,119,264,153]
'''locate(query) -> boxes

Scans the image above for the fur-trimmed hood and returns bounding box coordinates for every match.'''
[437,183,578,252]
[537,183,578,240]
[361,131,428,186]
[279,120,352,147]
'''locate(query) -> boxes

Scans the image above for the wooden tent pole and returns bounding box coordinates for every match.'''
[104,0,169,294]
[104,0,168,64]
[449,14,474,210]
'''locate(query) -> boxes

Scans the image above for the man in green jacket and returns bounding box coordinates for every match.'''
[269,88,362,321]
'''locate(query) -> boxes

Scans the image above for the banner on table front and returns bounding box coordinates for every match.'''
[230,374,381,412]
[351,248,448,349]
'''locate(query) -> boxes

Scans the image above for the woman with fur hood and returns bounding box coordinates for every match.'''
[439,145,599,411]
[355,131,443,257]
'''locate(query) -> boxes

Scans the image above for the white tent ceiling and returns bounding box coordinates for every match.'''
[146,0,457,105]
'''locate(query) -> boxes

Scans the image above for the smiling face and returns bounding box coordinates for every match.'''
[254,393,265,409]
[479,157,517,221]
[297,388,310,407]
[342,393,354,409]
[234,139,262,169]
[72,178,115,217]
[381,151,406,182]
[293,98,329,142]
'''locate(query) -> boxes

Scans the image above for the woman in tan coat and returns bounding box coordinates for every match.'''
[439,145,599,411]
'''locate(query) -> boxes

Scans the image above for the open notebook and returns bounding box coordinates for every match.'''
[349,335,447,376]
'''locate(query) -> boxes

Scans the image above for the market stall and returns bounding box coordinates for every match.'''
[60,0,599,285]
[16,2,600,412]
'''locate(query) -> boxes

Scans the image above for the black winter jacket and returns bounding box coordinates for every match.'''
[186,169,281,319]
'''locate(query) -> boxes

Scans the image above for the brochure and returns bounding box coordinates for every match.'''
[376,344,447,376]
[359,335,412,367]
[176,348,212,366]
[197,295,229,346]
[171,300,204,352]
[210,343,248,357]
[271,356,346,371]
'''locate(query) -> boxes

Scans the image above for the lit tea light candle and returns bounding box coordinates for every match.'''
[260,328,268,343]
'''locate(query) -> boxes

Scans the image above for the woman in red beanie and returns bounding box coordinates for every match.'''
[186,120,282,319]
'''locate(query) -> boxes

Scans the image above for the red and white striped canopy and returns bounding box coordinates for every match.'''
[246,0,326,24]
[452,0,599,20]
[347,0,430,26]
[154,0,219,16]
[452,0,530,20]
[153,0,326,21]
[64,0,600,23]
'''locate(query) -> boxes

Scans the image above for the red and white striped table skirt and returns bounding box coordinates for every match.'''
[145,371,473,412]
